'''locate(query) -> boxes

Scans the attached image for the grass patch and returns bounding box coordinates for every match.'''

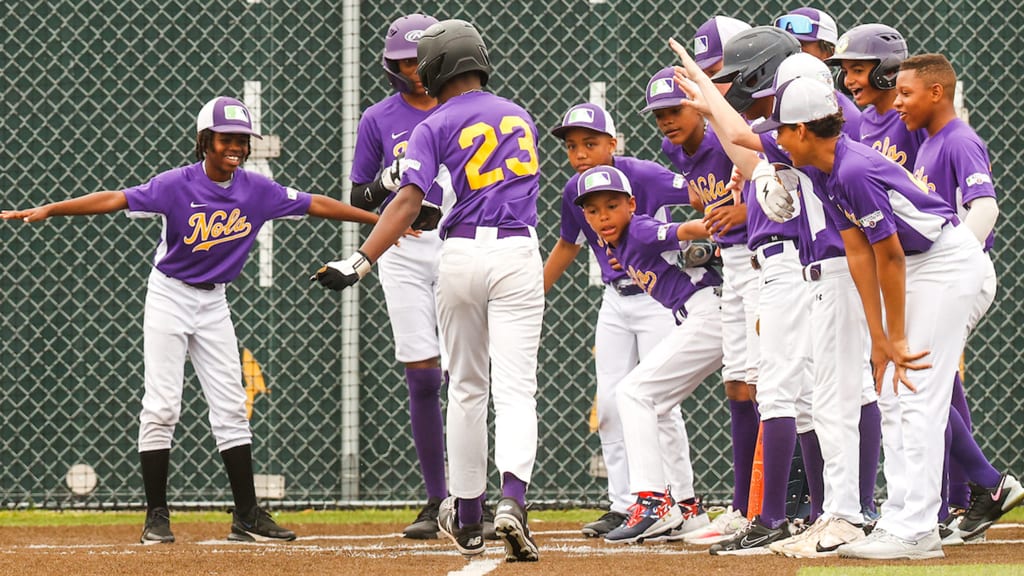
[0,507,606,528]
[799,565,1024,576]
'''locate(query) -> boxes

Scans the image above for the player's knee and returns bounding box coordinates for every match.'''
[724,380,753,402]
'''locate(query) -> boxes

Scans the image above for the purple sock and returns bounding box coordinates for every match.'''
[501,472,527,508]
[760,417,797,529]
[798,430,825,523]
[858,402,882,514]
[730,400,759,514]
[458,496,483,527]
[949,373,973,508]
[950,404,1001,489]
[406,367,447,500]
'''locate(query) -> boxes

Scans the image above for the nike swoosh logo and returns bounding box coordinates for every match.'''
[740,534,770,548]
[992,477,1005,501]
[816,542,842,553]
[763,278,777,284]
[190,202,208,208]
[391,130,408,139]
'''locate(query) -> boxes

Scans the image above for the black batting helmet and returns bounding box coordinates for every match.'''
[416,19,492,97]
[711,26,801,113]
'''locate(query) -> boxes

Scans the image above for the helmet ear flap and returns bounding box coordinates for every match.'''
[835,68,851,95]
[870,63,897,90]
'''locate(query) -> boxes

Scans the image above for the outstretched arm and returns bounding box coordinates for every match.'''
[307,194,379,224]
[1,190,128,223]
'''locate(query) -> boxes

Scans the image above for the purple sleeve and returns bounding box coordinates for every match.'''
[636,163,690,211]
[263,182,313,220]
[631,217,682,252]
[124,171,175,214]
[400,121,439,195]
[837,167,898,244]
[351,113,384,184]
[759,132,791,164]
[950,139,997,206]
[559,180,584,244]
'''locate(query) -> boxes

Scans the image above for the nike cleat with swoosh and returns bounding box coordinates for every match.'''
[958,473,1024,541]
[709,516,791,556]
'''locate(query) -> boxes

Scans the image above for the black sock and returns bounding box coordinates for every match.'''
[140,449,171,510]
[220,444,258,517]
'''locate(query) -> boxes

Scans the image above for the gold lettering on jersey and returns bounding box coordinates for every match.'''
[626,266,658,294]
[184,209,253,252]
[912,167,937,193]
[870,136,908,166]
[392,141,408,159]
[689,173,732,210]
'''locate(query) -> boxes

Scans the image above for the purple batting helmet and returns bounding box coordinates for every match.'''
[825,23,908,90]
[382,14,439,93]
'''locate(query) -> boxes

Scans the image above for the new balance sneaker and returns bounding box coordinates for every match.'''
[403,497,442,539]
[648,498,710,542]
[837,527,943,560]
[709,517,791,555]
[581,510,627,538]
[140,506,175,545]
[483,503,499,541]
[437,496,485,559]
[493,497,539,562]
[228,507,296,542]
[939,510,965,546]
[605,492,683,544]
[958,473,1024,541]
[683,506,749,545]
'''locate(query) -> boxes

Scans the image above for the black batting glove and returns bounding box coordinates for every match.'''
[310,250,372,291]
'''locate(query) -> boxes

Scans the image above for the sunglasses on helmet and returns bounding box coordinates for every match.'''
[774,14,819,36]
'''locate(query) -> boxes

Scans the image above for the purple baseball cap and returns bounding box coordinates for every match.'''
[195,97,262,139]
[692,16,752,70]
[774,7,839,44]
[751,52,835,99]
[574,165,634,206]
[551,103,617,139]
[752,77,839,134]
[641,67,688,113]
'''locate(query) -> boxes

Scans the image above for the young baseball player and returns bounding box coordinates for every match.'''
[670,43,873,557]
[1,96,382,544]
[312,19,542,563]
[824,22,921,520]
[643,54,762,546]
[570,165,724,545]
[349,12,494,541]
[895,53,1024,541]
[753,76,987,560]
[544,102,701,539]
[773,7,839,61]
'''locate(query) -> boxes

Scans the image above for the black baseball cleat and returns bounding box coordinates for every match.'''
[436,496,485,558]
[958,473,1024,541]
[709,516,792,555]
[581,510,628,538]
[228,507,297,542]
[494,497,539,562]
[140,506,175,544]
[403,497,442,539]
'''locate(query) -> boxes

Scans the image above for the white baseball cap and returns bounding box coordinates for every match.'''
[752,77,839,134]
[692,16,752,70]
[196,96,262,139]
[752,52,835,99]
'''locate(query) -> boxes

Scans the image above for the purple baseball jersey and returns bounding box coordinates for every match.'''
[560,156,688,284]
[401,91,539,233]
[609,214,722,321]
[913,118,997,251]
[351,93,432,184]
[124,162,312,284]
[818,135,957,254]
[758,131,846,264]
[836,91,862,142]
[662,126,748,247]
[859,106,927,168]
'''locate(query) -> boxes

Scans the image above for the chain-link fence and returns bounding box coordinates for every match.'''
[2,0,1021,509]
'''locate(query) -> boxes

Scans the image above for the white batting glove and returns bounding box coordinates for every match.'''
[753,160,795,223]
[311,250,373,291]
[380,156,408,193]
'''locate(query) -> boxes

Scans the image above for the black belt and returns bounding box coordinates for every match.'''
[750,234,791,250]
[611,278,644,297]
[184,281,217,291]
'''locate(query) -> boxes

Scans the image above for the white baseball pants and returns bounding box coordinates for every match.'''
[377,229,445,365]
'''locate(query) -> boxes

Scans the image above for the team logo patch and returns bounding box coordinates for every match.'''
[835,35,849,55]
[286,187,298,200]
[965,172,992,186]
[657,224,671,241]
[223,105,249,122]
[858,210,884,228]
[649,78,675,97]
[672,174,685,189]
[567,108,596,125]
[404,30,425,42]
[694,35,709,55]
[584,171,612,190]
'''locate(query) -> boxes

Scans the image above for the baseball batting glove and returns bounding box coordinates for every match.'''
[752,160,795,223]
[411,200,442,231]
[379,154,407,193]
[311,250,372,291]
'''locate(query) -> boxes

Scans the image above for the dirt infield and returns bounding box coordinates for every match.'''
[2,521,1022,575]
